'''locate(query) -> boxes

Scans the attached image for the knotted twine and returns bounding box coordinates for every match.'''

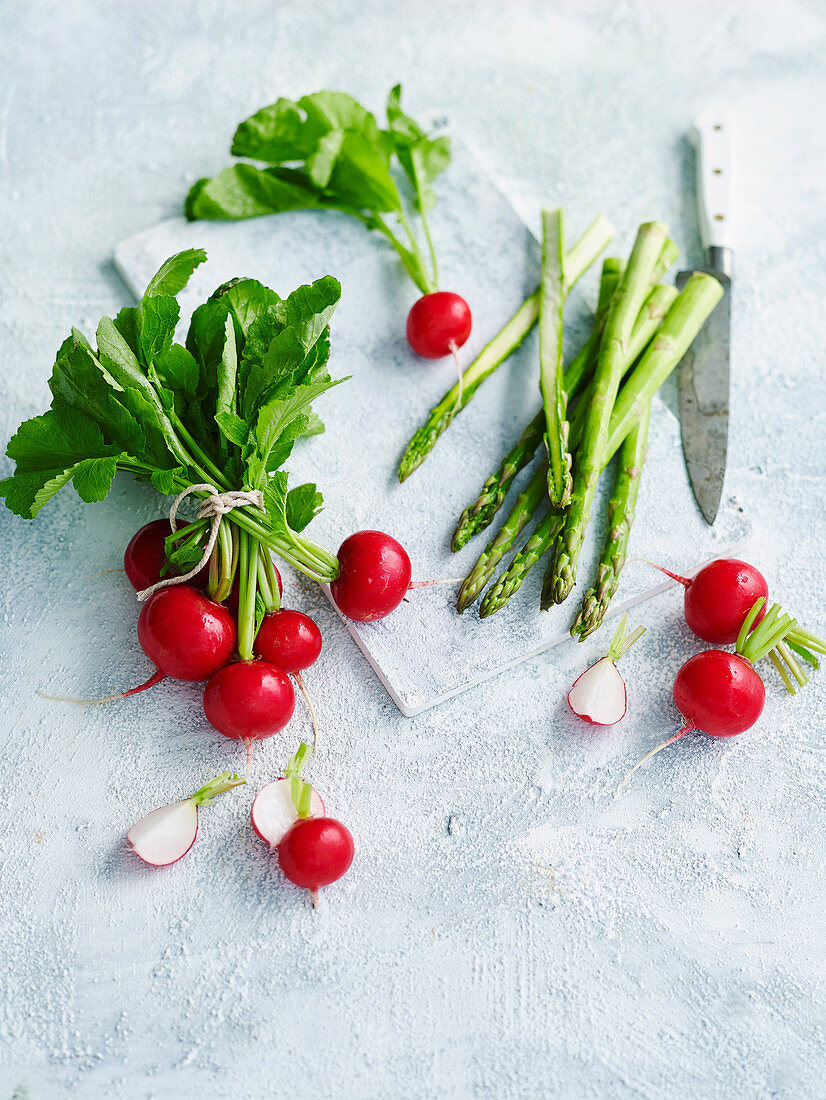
[136,483,265,602]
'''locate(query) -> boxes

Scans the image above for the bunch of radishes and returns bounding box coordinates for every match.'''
[567,558,826,784]
[121,520,419,899]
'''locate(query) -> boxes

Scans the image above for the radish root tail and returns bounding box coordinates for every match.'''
[37,667,166,706]
[294,672,319,755]
[619,722,695,791]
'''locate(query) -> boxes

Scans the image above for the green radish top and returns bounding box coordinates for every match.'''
[186,86,450,299]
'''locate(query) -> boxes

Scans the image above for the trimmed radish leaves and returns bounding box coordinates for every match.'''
[185,85,450,297]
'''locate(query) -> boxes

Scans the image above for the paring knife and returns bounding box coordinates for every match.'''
[676,110,733,525]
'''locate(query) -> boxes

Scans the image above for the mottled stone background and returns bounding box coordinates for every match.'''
[1,2,824,1097]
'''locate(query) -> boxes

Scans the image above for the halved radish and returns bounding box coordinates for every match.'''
[568,614,645,726]
[127,770,245,867]
[251,779,325,848]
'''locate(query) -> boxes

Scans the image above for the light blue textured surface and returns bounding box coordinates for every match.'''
[1,2,825,1098]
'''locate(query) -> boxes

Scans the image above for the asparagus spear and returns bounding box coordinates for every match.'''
[545,221,669,606]
[539,209,572,507]
[602,272,725,458]
[398,215,615,481]
[568,400,652,637]
[480,511,565,618]
[456,463,549,612]
[452,281,677,554]
[451,258,624,552]
[470,276,721,617]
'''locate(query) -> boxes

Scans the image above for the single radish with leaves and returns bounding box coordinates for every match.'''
[251,742,325,847]
[621,598,799,787]
[568,614,645,726]
[127,770,245,866]
[185,85,472,362]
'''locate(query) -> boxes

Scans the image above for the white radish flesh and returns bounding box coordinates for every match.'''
[251,778,325,848]
[127,799,199,866]
[568,656,628,725]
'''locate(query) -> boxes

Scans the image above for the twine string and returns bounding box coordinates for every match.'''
[136,483,264,602]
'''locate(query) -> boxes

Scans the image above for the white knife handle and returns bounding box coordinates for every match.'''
[692,110,733,252]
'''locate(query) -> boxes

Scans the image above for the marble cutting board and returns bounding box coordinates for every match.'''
[115,144,747,715]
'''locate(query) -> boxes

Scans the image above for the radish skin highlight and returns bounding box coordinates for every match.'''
[127,770,245,866]
[568,614,645,726]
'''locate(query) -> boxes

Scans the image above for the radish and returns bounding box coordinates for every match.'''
[330,530,413,622]
[645,557,769,644]
[278,818,355,896]
[406,292,472,359]
[133,585,236,693]
[203,660,295,745]
[254,609,321,674]
[124,519,208,592]
[253,741,354,902]
[127,770,245,866]
[568,615,645,726]
[251,743,324,847]
[621,597,797,787]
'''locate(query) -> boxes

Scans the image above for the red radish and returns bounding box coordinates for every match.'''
[330,530,412,622]
[124,519,208,592]
[134,585,236,692]
[646,558,769,645]
[278,817,354,893]
[251,743,325,847]
[673,650,766,737]
[203,660,295,742]
[621,597,796,787]
[406,292,472,359]
[568,615,645,726]
[254,610,321,673]
[127,770,245,866]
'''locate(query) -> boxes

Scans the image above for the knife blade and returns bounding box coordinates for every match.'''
[677,111,733,525]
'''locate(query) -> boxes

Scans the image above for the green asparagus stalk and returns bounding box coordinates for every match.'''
[568,400,652,636]
[479,510,565,618]
[539,208,572,507]
[456,463,548,612]
[470,279,708,618]
[602,272,725,459]
[451,257,624,552]
[452,281,677,555]
[398,215,615,481]
[545,221,669,606]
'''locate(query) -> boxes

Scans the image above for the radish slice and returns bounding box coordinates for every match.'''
[127,770,245,867]
[127,800,199,866]
[251,778,325,848]
[568,614,644,727]
[568,657,627,725]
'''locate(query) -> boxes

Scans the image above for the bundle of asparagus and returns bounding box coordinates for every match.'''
[399,215,724,637]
